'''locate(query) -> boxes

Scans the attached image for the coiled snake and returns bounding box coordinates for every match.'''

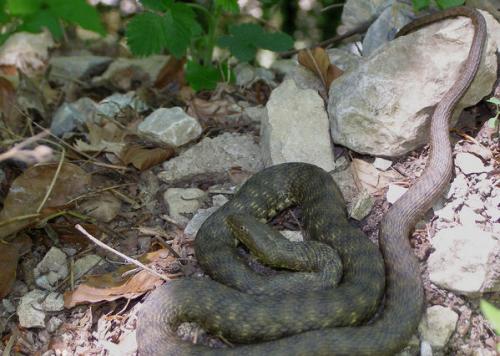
[137,7,487,355]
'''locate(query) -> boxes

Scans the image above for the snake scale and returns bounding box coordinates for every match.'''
[137,7,487,355]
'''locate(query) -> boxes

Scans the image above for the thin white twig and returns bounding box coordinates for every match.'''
[75,224,169,281]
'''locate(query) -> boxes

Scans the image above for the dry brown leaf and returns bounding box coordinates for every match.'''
[63,249,175,308]
[351,158,401,194]
[154,56,186,90]
[297,47,344,91]
[0,242,20,298]
[187,97,240,123]
[120,144,174,171]
[73,121,126,154]
[0,163,91,239]
[0,234,32,298]
[0,77,23,135]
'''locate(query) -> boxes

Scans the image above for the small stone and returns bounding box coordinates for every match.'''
[2,299,15,313]
[41,293,64,312]
[97,92,148,118]
[455,153,492,175]
[476,179,492,197]
[349,190,374,221]
[281,230,304,242]
[184,207,219,236]
[386,184,408,204]
[242,105,266,123]
[50,97,98,136]
[420,340,433,356]
[212,194,229,207]
[17,289,47,328]
[33,247,68,291]
[418,305,458,348]
[446,174,469,199]
[458,205,485,225]
[46,316,63,333]
[464,194,484,213]
[428,225,498,296]
[138,107,202,147]
[164,188,207,225]
[74,254,103,280]
[373,158,393,171]
[434,204,455,222]
[159,133,263,183]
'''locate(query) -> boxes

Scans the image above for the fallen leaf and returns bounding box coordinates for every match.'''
[63,249,175,308]
[0,77,23,135]
[0,163,91,239]
[351,158,401,194]
[120,144,174,171]
[79,192,122,223]
[0,242,20,298]
[73,121,126,154]
[187,97,240,124]
[0,234,32,298]
[154,56,186,90]
[297,47,343,92]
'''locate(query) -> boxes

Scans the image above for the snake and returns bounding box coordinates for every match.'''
[137,6,487,355]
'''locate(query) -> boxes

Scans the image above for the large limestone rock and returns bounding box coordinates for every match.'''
[262,80,335,171]
[328,10,499,156]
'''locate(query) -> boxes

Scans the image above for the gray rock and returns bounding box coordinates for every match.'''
[92,55,169,88]
[458,205,486,225]
[46,316,63,333]
[465,194,485,213]
[242,105,266,123]
[49,55,112,85]
[41,292,64,312]
[74,255,103,280]
[184,207,219,237]
[261,80,335,171]
[234,63,276,87]
[373,157,392,171]
[455,152,492,175]
[349,189,374,220]
[341,0,391,28]
[33,247,68,291]
[97,92,148,118]
[420,340,433,356]
[138,107,202,147]
[330,166,359,205]
[50,97,98,136]
[2,299,15,313]
[212,194,229,207]
[434,204,455,222]
[476,178,493,197]
[159,133,263,183]
[281,230,304,242]
[164,188,207,225]
[428,225,498,296]
[418,305,458,348]
[328,11,498,156]
[446,174,470,199]
[386,184,407,204]
[17,289,47,328]
[362,3,414,56]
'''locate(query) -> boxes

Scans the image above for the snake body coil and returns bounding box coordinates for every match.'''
[137,7,486,355]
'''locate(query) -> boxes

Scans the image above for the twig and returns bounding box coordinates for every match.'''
[2,329,17,356]
[37,148,65,213]
[75,224,170,281]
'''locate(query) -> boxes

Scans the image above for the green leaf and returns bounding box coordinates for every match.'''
[488,117,499,129]
[6,0,40,16]
[185,61,221,91]
[256,31,294,52]
[162,3,200,57]
[215,0,239,13]
[486,97,500,106]
[19,10,63,39]
[217,23,293,62]
[480,300,500,334]
[140,0,171,12]
[435,0,465,9]
[126,12,168,56]
[46,0,105,35]
[412,0,430,11]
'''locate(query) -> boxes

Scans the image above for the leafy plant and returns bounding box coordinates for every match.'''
[125,0,293,91]
[412,0,465,11]
[0,0,105,44]
[480,300,500,351]
[486,97,500,130]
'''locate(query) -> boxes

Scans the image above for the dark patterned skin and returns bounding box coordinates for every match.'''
[137,7,486,355]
